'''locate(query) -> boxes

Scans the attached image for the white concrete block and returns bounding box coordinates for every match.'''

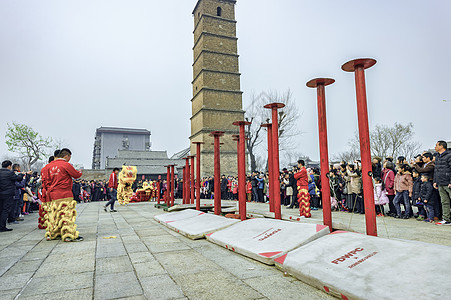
[275,231,451,300]
[206,218,330,265]
[165,213,240,240]
[154,209,203,226]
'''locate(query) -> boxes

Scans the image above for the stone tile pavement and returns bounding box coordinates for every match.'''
[0,202,333,300]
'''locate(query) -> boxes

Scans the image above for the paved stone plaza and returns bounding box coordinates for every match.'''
[0,202,334,300]
[1,201,449,300]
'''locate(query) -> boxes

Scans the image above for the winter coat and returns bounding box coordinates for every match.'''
[382,169,395,196]
[374,183,389,205]
[308,175,319,196]
[394,171,413,196]
[14,175,26,200]
[347,170,362,194]
[221,178,228,192]
[342,171,351,195]
[420,181,434,204]
[0,168,24,197]
[434,150,451,186]
[285,177,293,196]
[246,182,252,193]
[412,177,422,202]
[329,176,339,197]
[257,178,264,190]
[413,161,435,180]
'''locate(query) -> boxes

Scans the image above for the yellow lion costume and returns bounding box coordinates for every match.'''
[117,166,137,205]
[136,180,158,201]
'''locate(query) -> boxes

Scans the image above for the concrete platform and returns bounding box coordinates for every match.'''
[154,209,204,225]
[165,213,240,240]
[274,231,451,299]
[206,218,330,265]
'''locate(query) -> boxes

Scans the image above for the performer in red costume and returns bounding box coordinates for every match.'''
[37,155,56,229]
[294,159,311,218]
[43,148,83,242]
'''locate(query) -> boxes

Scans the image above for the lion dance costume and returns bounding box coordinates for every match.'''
[41,158,82,241]
[117,166,137,205]
[136,180,157,201]
[294,166,311,218]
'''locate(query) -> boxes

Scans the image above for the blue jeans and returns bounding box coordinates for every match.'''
[105,189,117,210]
[394,190,411,217]
[424,204,435,220]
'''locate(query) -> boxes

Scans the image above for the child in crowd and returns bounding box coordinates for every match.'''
[393,164,413,219]
[373,177,389,216]
[308,169,320,210]
[412,169,425,221]
[420,174,435,223]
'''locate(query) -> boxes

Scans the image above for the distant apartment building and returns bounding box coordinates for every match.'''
[92,127,151,169]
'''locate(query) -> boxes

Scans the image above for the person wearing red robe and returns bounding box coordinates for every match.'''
[294,160,311,218]
[37,155,56,229]
[43,149,83,242]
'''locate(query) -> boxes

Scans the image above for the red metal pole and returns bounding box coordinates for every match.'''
[210,131,224,215]
[264,103,285,220]
[166,166,170,206]
[190,156,195,205]
[233,121,251,220]
[170,165,175,207]
[182,166,186,204]
[157,175,161,204]
[261,123,274,213]
[193,142,204,211]
[342,58,377,237]
[307,78,335,231]
[185,158,191,205]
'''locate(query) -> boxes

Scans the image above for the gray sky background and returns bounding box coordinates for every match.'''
[0,0,450,168]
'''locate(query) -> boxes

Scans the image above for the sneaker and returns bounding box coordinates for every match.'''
[16,217,24,221]
[0,228,13,232]
[435,220,451,225]
[416,216,425,221]
[23,212,29,215]
[110,209,117,212]
[64,236,84,242]
[103,206,107,212]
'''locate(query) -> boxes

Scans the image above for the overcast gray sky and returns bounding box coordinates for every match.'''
[0,0,450,168]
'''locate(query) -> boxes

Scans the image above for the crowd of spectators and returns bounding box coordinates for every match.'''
[1,140,449,233]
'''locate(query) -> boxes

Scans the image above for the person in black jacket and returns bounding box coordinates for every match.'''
[0,160,27,232]
[220,175,228,200]
[412,170,425,220]
[420,174,435,222]
[10,164,26,224]
[433,141,451,225]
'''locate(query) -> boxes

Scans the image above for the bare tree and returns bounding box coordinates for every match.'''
[245,92,265,172]
[348,122,421,160]
[331,150,361,164]
[281,151,305,168]
[244,89,301,172]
